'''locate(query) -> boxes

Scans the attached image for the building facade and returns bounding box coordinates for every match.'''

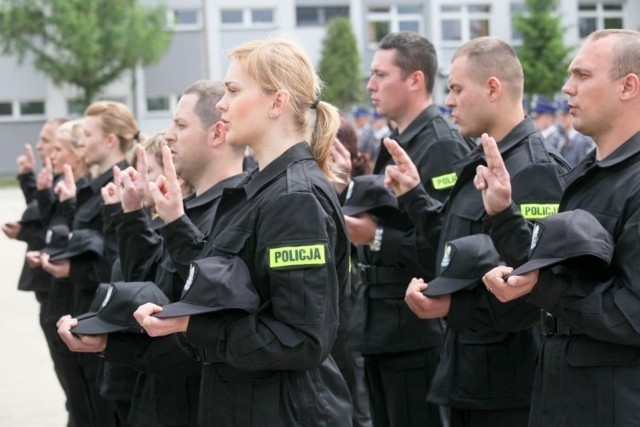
[0,0,637,174]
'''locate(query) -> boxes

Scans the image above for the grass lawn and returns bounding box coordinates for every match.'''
[0,177,18,188]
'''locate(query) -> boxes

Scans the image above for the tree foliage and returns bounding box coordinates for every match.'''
[513,0,572,98]
[0,0,172,107]
[317,17,364,111]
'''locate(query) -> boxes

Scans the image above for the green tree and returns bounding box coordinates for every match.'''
[0,0,172,108]
[317,17,364,111]
[513,0,572,98]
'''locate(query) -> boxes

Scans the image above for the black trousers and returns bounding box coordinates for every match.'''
[450,407,529,427]
[364,348,443,427]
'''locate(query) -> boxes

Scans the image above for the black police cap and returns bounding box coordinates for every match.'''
[153,256,260,319]
[72,282,169,335]
[342,174,399,217]
[424,234,503,297]
[510,209,614,277]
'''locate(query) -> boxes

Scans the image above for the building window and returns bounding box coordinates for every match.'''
[146,96,171,113]
[578,2,623,38]
[221,9,243,24]
[67,99,84,117]
[168,8,202,31]
[19,100,45,116]
[510,2,526,43]
[367,4,422,45]
[0,99,45,120]
[251,9,273,24]
[220,7,276,27]
[0,101,12,116]
[296,6,349,27]
[440,4,491,44]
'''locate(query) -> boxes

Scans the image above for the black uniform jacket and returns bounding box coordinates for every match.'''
[15,172,50,293]
[360,104,474,354]
[519,132,640,426]
[399,118,570,409]
[104,174,245,427]
[67,162,128,304]
[116,173,246,299]
[165,143,352,426]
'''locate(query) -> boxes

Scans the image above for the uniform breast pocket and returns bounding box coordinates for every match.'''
[75,199,101,228]
[450,194,485,234]
[211,227,252,256]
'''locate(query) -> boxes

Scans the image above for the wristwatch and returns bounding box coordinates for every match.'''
[369,226,383,252]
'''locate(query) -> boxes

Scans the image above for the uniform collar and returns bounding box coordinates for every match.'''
[185,172,247,209]
[595,131,640,168]
[388,104,442,146]
[469,117,537,159]
[244,142,315,199]
[90,160,129,193]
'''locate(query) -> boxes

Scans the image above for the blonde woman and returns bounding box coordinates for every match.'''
[136,38,353,426]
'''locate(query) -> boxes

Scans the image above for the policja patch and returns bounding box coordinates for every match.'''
[269,244,326,269]
[519,203,559,219]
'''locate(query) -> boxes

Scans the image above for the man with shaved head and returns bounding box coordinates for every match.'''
[482,29,640,426]
[384,36,569,426]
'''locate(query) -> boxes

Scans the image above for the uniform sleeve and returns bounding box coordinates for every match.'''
[449,162,567,331]
[187,191,348,371]
[378,137,466,274]
[163,214,207,281]
[527,209,640,346]
[397,184,445,255]
[18,172,37,203]
[36,188,57,225]
[116,209,163,281]
[102,203,122,267]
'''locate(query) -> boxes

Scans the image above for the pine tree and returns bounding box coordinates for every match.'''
[0,0,172,108]
[317,17,364,111]
[513,0,572,98]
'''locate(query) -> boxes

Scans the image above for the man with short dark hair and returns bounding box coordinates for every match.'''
[348,31,474,426]
[385,36,569,426]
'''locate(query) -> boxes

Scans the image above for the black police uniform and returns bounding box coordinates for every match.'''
[359,104,473,426]
[16,173,84,426]
[512,132,640,426]
[69,162,129,427]
[33,171,117,427]
[399,118,570,425]
[164,142,352,426]
[103,173,245,427]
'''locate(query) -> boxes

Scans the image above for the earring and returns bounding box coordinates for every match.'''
[269,111,276,118]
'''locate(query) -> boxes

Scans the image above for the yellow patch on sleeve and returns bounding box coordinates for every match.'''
[432,172,457,190]
[520,203,559,219]
[269,244,326,268]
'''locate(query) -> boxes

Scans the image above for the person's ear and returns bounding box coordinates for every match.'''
[269,90,290,118]
[407,70,425,92]
[620,73,640,101]
[106,133,119,150]
[486,76,502,101]
[210,121,226,147]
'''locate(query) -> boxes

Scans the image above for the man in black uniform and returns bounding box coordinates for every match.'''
[385,37,569,426]
[58,80,246,427]
[347,31,473,426]
[482,29,640,426]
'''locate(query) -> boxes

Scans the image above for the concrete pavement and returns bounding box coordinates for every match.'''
[0,187,67,426]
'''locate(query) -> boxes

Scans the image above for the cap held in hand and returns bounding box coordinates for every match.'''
[509,209,614,277]
[424,234,503,297]
[342,174,399,217]
[72,282,169,335]
[153,256,260,319]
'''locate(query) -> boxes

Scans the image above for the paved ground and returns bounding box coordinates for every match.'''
[0,187,67,426]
